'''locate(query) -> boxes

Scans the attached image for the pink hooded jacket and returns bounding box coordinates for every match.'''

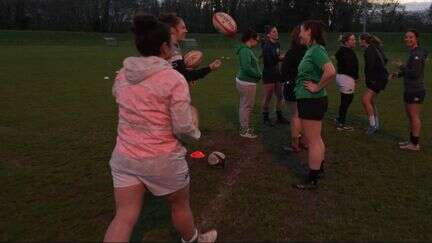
[110,56,200,171]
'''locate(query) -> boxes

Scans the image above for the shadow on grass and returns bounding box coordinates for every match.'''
[258,104,431,182]
[325,109,430,146]
[130,196,175,242]
[260,121,309,179]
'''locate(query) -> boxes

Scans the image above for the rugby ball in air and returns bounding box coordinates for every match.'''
[212,12,237,37]
[208,151,226,167]
[184,50,203,69]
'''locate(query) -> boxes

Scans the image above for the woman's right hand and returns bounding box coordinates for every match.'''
[389,72,398,80]
[209,59,222,71]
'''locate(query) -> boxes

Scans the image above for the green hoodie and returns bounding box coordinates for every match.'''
[236,43,262,83]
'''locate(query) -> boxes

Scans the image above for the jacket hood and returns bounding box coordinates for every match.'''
[123,56,172,84]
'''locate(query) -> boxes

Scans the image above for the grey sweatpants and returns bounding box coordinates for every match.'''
[236,79,257,128]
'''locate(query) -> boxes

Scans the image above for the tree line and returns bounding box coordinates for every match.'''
[1,0,431,33]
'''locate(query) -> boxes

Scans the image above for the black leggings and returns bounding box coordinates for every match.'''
[338,93,354,124]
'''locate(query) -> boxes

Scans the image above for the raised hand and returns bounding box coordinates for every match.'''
[209,59,222,71]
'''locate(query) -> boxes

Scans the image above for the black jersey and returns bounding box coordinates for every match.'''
[261,40,282,82]
[335,45,359,80]
[170,43,211,83]
[398,46,428,93]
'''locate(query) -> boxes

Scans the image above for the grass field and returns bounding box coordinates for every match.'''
[1,30,432,242]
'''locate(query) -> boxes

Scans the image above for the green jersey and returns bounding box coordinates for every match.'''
[235,43,262,83]
[295,44,331,99]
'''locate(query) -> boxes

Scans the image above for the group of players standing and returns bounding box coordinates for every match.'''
[234,22,428,189]
[103,11,428,242]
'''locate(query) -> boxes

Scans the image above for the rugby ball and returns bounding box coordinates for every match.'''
[184,50,203,69]
[212,12,237,37]
[208,151,226,167]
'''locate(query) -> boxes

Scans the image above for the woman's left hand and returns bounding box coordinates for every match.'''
[304,81,321,93]
[392,59,403,68]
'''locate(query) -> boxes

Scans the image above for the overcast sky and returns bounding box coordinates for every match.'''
[400,0,430,3]
[400,0,431,11]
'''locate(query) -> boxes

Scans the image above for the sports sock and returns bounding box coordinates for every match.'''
[373,100,379,128]
[410,132,419,145]
[369,116,376,127]
[308,169,320,183]
[375,115,380,128]
[181,229,198,243]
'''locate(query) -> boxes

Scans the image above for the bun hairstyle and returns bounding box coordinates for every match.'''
[301,20,327,46]
[340,32,355,44]
[360,33,383,46]
[241,28,258,43]
[159,12,183,28]
[131,14,171,56]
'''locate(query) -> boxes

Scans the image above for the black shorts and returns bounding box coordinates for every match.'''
[262,79,279,84]
[366,80,387,94]
[404,90,426,104]
[262,78,284,84]
[262,69,282,84]
[283,82,296,102]
[297,97,328,121]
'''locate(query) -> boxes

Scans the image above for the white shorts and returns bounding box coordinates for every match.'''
[336,74,356,94]
[109,149,190,196]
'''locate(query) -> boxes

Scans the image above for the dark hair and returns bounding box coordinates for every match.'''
[264,25,276,35]
[360,33,382,46]
[301,20,326,46]
[241,28,258,43]
[290,25,303,49]
[132,14,171,56]
[158,12,183,28]
[406,29,420,39]
[340,32,355,44]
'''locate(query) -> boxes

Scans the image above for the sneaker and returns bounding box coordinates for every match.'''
[398,141,410,146]
[240,128,258,139]
[198,229,218,243]
[292,179,318,190]
[282,144,301,153]
[263,119,275,127]
[399,142,420,151]
[365,126,378,135]
[336,124,354,132]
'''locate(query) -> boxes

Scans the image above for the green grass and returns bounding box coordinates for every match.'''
[1,30,432,241]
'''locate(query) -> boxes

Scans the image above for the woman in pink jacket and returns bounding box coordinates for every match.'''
[103,14,216,243]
